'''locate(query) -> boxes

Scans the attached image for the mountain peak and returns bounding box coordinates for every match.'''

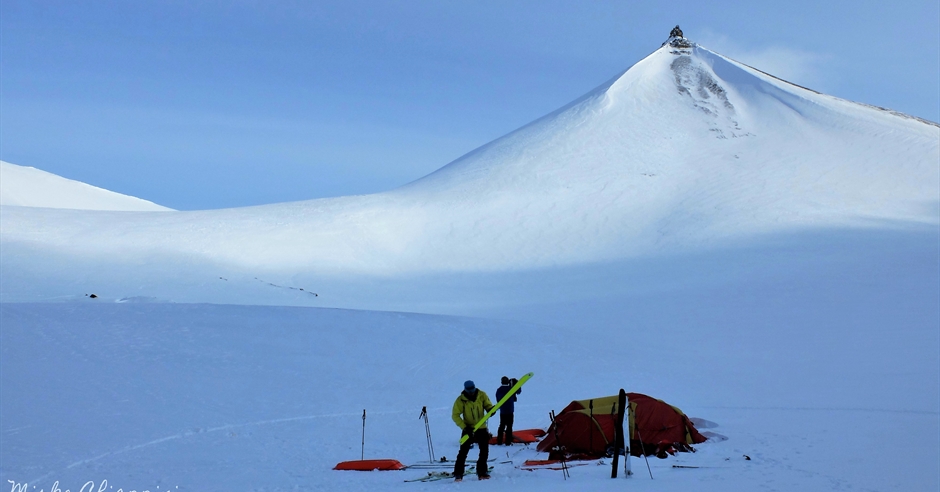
[662,25,696,49]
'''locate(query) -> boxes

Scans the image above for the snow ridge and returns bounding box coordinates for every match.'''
[0,161,172,212]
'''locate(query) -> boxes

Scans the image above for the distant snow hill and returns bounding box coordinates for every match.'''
[0,161,172,212]
[0,37,937,302]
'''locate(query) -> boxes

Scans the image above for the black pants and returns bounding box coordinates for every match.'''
[454,428,490,478]
[496,413,514,445]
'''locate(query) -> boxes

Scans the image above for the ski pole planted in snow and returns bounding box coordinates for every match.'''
[419,406,435,463]
[634,414,653,479]
[549,410,570,480]
[333,407,406,471]
[589,399,594,454]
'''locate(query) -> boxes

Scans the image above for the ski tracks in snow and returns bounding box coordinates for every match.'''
[28,409,409,485]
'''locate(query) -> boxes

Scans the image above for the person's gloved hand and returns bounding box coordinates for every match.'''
[463,426,473,436]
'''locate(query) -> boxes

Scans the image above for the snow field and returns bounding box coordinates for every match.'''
[2,225,937,491]
[1,36,938,492]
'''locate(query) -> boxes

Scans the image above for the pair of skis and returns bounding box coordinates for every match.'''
[406,458,495,470]
[404,466,493,482]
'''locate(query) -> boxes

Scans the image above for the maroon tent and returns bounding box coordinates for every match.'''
[537,392,706,459]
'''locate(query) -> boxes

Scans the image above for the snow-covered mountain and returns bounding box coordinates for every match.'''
[1,34,937,492]
[1,39,936,292]
[1,35,937,305]
[0,161,172,212]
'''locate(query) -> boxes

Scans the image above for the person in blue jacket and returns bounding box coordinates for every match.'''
[495,376,521,445]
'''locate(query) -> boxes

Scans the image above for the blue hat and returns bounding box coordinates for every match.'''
[464,380,476,391]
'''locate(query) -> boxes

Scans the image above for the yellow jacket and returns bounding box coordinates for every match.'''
[452,390,494,430]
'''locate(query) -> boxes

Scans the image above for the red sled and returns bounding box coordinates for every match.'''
[522,459,560,466]
[333,459,406,471]
[488,428,547,445]
[518,428,547,438]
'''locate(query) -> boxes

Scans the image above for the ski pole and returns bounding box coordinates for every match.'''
[361,409,366,461]
[589,399,594,453]
[635,422,653,479]
[419,406,435,463]
[549,411,569,480]
[426,409,435,462]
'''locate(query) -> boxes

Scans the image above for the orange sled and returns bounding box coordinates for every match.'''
[334,459,406,471]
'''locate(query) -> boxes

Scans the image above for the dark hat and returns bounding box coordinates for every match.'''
[464,380,476,391]
[501,376,510,385]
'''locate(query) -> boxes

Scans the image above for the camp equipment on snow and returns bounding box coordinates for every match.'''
[611,389,626,478]
[635,413,653,479]
[334,459,406,471]
[333,408,406,471]
[549,410,570,479]
[537,392,705,459]
[487,427,544,445]
[404,466,493,482]
[419,406,436,463]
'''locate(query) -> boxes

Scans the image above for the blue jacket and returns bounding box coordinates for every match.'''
[495,383,521,415]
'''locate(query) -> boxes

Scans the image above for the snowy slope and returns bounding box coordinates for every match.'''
[1,35,938,492]
[2,231,937,491]
[0,161,172,212]
[1,40,936,301]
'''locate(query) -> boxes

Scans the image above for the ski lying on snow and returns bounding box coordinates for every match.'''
[519,463,589,471]
[405,458,496,470]
[404,466,493,482]
[406,459,496,469]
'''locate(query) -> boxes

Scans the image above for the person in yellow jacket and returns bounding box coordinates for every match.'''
[451,380,493,481]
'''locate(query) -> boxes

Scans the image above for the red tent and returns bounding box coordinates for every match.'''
[536,392,706,458]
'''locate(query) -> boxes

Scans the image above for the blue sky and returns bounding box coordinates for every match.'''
[2,1,938,210]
